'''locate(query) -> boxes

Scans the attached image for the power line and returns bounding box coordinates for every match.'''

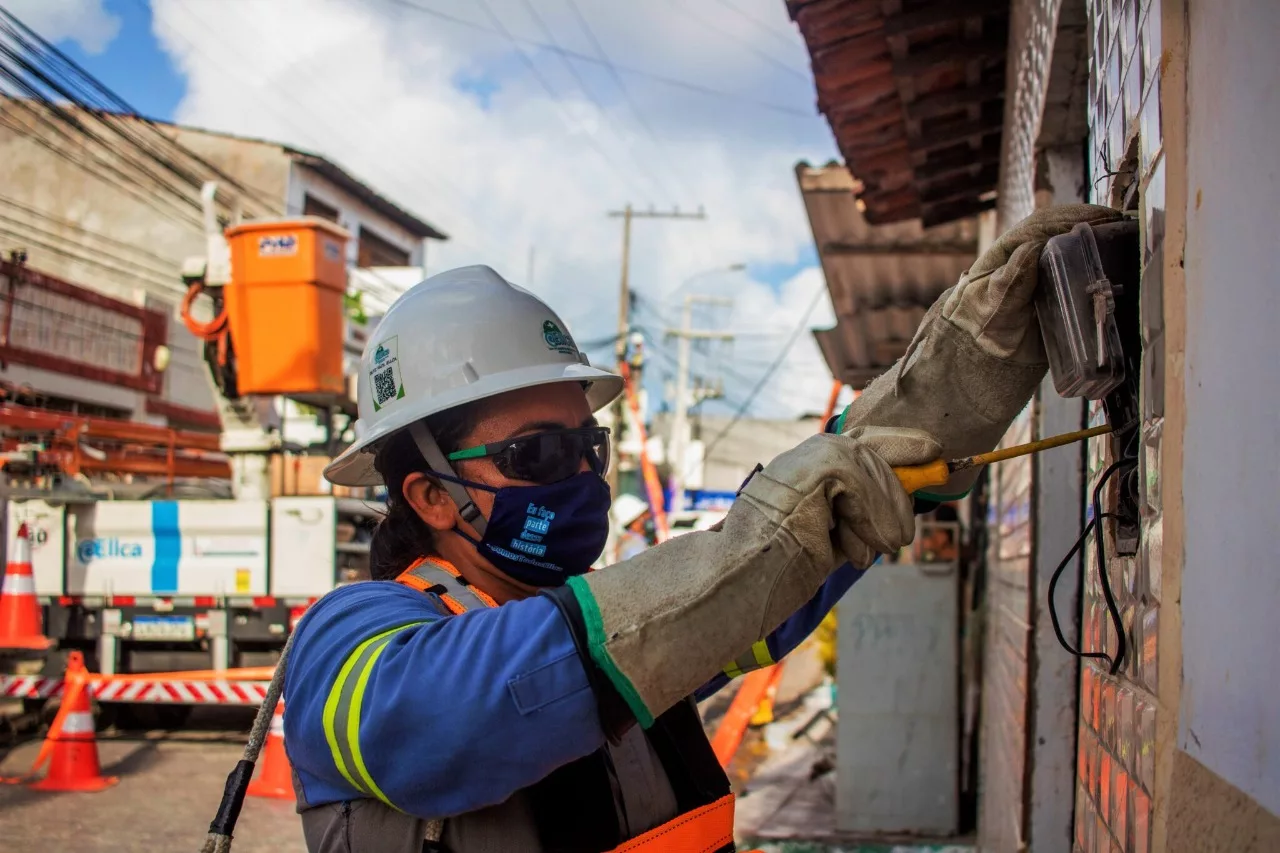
[0,194,182,271]
[563,0,697,201]
[667,0,810,81]
[518,0,679,203]
[0,96,206,230]
[0,4,283,217]
[476,0,661,203]
[711,0,808,56]
[0,225,186,296]
[0,211,179,284]
[384,0,813,117]
[0,68,244,230]
[157,0,495,254]
[699,284,826,459]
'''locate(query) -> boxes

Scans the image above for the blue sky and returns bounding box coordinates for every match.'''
[58,0,182,121]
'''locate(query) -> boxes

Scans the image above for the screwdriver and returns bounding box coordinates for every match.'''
[892,424,1113,494]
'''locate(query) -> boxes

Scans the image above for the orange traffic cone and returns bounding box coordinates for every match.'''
[247,700,294,800]
[29,654,117,792]
[0,522,52,650]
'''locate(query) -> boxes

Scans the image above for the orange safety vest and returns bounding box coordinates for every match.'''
[396,557,759,853]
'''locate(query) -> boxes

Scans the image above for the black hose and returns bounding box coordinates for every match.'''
[198,627,297,853]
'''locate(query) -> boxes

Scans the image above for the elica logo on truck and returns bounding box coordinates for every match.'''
[76,538,145,563]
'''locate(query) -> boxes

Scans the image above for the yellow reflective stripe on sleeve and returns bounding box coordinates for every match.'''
[721,639,775,680]
[322,622,424,801]
[347,632,401,808]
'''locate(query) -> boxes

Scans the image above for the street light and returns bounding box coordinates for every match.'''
[667,263,747,303]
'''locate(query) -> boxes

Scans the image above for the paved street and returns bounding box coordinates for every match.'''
[0,641,831,853]
[0,709,305,853]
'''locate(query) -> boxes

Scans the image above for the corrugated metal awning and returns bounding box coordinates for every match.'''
[797,162,978,388]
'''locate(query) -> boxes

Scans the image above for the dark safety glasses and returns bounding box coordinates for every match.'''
[446,426,611,484]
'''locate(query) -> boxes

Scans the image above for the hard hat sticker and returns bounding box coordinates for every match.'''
[542,321,578,356]
[370,336,406,412]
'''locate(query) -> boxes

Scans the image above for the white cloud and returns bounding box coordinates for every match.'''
[636,265,844,421]
[5,0,121,55]
[149,0,843,417]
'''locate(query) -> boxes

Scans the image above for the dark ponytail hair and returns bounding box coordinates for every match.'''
[368,404,480,580]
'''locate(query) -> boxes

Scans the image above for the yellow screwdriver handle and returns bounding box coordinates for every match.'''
[892,459,951,495]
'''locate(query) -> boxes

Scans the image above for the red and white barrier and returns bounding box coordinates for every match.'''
[0,674,269,706]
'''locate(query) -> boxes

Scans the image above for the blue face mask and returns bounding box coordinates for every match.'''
[436,471,612,587]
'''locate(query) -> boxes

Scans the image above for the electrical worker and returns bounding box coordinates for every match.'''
[284,204,1120,852]
[609,494,652,562]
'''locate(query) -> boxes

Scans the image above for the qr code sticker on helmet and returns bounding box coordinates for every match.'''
[372,366,397,406]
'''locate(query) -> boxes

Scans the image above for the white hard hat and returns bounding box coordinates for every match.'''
[611,493,650,528]
[325,265,624,486]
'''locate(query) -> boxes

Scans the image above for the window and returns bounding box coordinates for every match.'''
[303,193,340,223]
[357,225,411,268]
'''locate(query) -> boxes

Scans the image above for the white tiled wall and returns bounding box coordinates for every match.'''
[1075,1,1165,851]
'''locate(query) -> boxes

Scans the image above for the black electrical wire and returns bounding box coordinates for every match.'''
[0,41,213,222]
[667,0,810,81]
[385,0,814,117]
[564,0,698,202]
[519,0,681,204]
[475,0,664,205]
[1047,448,1140,676]
[0,5,283,217]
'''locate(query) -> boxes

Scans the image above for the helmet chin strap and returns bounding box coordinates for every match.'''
[409,421,488,537]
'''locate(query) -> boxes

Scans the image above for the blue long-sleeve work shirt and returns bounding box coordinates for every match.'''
[282,560,869,819]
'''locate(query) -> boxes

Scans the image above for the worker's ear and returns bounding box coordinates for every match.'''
[403,472,457,532]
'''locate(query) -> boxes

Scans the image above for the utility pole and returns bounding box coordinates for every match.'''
[604,204,705,497]
[667,294,733,514]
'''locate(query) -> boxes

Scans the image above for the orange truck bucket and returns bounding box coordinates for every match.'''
[224,218,350,397]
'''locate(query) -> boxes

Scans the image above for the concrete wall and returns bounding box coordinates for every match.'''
[1178,0,1280,826]
[163,125,292,215]
[836,561,959,835]
[286,164,424,271]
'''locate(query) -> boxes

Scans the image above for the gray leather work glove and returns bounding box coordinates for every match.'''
[836,204,1123,500]
[565,426,939,727]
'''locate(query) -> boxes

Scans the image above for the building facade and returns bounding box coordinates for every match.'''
[790,0,1280,849]
[990,0,1279,850]
[0,102,444,433]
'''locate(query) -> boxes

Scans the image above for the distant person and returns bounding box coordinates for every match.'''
[917,502,960,562]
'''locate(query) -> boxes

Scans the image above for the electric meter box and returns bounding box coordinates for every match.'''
[1035,221,1135,400]
[224,217,350,397]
